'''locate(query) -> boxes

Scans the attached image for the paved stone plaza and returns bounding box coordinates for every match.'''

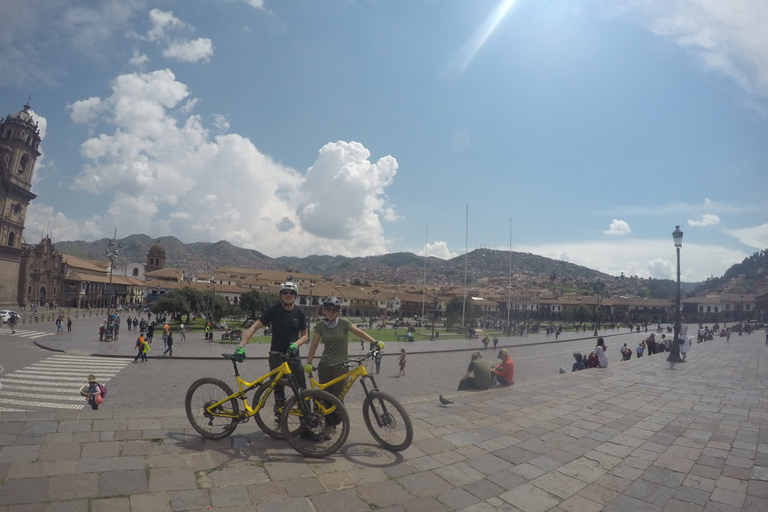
[0,326,766,511]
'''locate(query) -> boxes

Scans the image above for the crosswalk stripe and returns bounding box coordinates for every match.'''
[0,354,129,411]
[0,398,83,410]
[0,390,85,401]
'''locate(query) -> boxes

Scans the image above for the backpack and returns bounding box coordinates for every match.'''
[587,352,600,368]
[97,383,107,398]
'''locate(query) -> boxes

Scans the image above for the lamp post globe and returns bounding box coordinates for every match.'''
[668,226,684,362]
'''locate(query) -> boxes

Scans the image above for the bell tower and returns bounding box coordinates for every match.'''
[0,103,41,307]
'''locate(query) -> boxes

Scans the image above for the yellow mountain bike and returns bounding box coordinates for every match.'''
[305,343,413,451]
[185,352,350,458]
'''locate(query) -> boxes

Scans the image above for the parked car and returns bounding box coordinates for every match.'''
[0,310,18,323]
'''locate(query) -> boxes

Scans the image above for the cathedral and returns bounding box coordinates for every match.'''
[0,104,41,309]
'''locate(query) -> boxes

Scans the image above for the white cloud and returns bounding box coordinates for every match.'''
[604,219,631,235]
[147,9,185,42]
[515,238,746,282]
[417,241,458,259]
[163,38,214,63]
[726,223,768,249]
[49,69,399,258]
[243,0,265,9]
[129,48,150,68]
[687,214,720,227]
[618,0,768,98]
[25,203,104,242]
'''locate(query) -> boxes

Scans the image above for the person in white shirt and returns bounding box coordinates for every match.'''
[594,338,608,368]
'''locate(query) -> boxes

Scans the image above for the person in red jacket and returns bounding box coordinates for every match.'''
[492,349,514,386]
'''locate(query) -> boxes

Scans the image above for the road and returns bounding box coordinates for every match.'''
[1,313,679,416]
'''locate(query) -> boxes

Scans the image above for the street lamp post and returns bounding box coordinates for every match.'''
[668,226,684,362]
[739,294,744,335]
[431,295,438,340]
[103,230,122,341]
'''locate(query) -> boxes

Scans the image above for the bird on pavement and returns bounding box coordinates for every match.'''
[439,395,454,407]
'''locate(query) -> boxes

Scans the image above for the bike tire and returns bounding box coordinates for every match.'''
[252,378,297,439]
[185,378,239,440]
[280,389,350,458]
[362,391,413,451]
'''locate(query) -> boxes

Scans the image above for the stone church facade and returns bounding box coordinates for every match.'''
[0,104,41,308]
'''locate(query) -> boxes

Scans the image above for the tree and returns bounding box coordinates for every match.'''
[150,290,191,321]
[572,304,592,325]
[239,290,277,319]
[177,287,206,323]
[445,296,476,329]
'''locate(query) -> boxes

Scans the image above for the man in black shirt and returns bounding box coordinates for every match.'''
[235,281,308,402]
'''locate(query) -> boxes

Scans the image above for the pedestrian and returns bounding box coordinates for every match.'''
[572,352,586,371]
[99,322,105,342]
[594,337,609,368]
[133,317,138,331]
[234,281,308,406]
[146,323,154,344]
[56,316,63,335]
[180,323,187,343]
[457,351,491,390]
[492,349,514,386]
[678,317,690,361]
[374,349,382,374]
[126,316,132,331]
[163,330,174,357]
[397,349,406,377]
[162,330,168,350]
[482,334,489,350]
[67,316,72,333]
[133,335,148,363]
[305,297,377,399]
[8,312,17,334]
[493,336,499,349]
[113,318,119,341]
[84,374,103,410]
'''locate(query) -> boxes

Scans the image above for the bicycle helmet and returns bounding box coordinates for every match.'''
[322,296,342,309]
[279,281,299,295]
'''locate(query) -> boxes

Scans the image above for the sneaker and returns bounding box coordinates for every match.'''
[299,430,322,442]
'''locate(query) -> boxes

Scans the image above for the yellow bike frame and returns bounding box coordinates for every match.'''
[307,361,370,400]
[205,361,292,419]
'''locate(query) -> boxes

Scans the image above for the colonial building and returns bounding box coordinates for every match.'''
[19,237,63,308]
[145,240,166,273]
[0,104,42,308]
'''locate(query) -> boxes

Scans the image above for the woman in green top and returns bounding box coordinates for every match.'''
[305,296,377,398]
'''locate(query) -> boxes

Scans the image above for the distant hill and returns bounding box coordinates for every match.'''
[53,235,611,285]
[692,249,768,296]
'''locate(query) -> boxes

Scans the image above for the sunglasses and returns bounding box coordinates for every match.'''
[280,290,297,296]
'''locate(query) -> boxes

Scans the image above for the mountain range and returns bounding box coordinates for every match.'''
[51,234,766,300]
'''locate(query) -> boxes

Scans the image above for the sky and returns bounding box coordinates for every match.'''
[1,0,767,283]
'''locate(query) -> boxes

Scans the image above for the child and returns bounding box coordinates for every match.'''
[397,349,406,377]
[133,336,148,363]
[85,374,102,410]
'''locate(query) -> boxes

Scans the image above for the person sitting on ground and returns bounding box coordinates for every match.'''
[458,351,492,390]
[594,337,608,368]
[572,352,586,371]
[492,349,514,386]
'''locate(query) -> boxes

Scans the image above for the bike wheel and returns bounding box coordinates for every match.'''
[362,391,413,451]
[253,378,296,439]
[280,389,350,458]
[185,378,239,440]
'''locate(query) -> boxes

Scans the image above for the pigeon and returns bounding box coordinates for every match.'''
[439,395,454,407]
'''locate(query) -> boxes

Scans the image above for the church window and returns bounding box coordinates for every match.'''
[18,155,28,174]
[8,232,15,246]
[132,268,139,276]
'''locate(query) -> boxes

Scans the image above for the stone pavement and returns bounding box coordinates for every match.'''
[1,331,766,511]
